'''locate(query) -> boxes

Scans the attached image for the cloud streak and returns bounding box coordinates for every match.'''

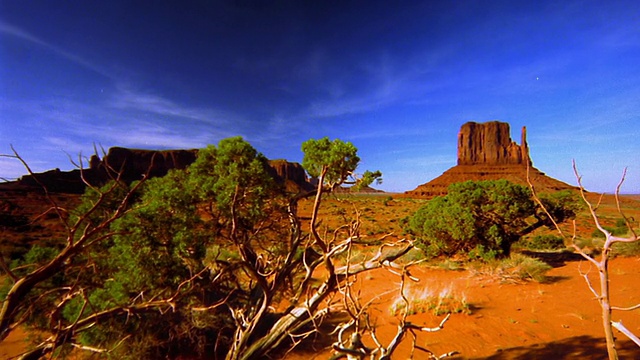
[0,21,112,78]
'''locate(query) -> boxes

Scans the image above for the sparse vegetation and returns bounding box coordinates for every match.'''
[530,164,640,360]
[2,140,640,359]
[390,285,471,316]
[470,254,552,283]
[1,138,449,360]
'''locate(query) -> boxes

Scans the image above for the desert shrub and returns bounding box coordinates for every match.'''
[520,234,566,250]
[437,259,463,271]
[615,218,628,228]
[395,247,428,264]
[383,196,393,206]
[408,180,534,259]
[591,224,628,238]
[390,286,470,316]
[470,254,552,283]
[572,236,604,256]
[467,244,500,261]
[611,240,640,257]
[407,181,579,261]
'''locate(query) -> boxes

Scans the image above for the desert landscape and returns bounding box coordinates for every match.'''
[1,122,639,359]
[3,2,640,359]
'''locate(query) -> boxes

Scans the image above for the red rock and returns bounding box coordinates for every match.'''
[12,147,313,194]
[405,121,575,198]
[457,121,530,166]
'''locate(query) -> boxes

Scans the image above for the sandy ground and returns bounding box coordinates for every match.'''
[285,256,640,360]
[3,256,639,359]
[2,193,639,359]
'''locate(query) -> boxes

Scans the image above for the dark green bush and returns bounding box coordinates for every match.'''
[521,234,566,250]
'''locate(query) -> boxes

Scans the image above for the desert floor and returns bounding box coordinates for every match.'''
[2,192,640,359]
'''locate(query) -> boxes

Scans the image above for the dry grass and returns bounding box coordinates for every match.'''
[389,285,471,316]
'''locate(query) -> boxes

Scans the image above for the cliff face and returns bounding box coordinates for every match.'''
[13,147,313,194]
[267,159,315,193]
[96,147,199,182]
[457,121,530,166]
[405,121,574,198]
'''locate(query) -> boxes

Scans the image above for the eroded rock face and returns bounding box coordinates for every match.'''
[405,121,574,198]
[97,147,199,181]
[267,159,307,184]
[457,121,530,166]
[12,147,313,194]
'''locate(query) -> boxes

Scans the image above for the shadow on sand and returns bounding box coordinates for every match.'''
[519,250,586,268]
[468,335,639,360]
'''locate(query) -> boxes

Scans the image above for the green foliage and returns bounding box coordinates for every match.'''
[6,136,378,359]
[468,244,500,261]
[354,170,383,191]
[611,240,640,257]
[520,234,566,250]
[190,137,278,228]
[536,190,581,226]
[8,137,291,358]
[591,224,628,238]
[383,195,393,206]
[408,180,535,259]
[302,137,360,188]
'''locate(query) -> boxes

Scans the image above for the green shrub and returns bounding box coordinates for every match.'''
[467,244,499,261]
[611,240,640,257]
[521,234,565,250]
[591,226,627,238]
[383,196,393,206]
[407,180,577,260]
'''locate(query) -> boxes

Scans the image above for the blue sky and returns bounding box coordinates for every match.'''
[1,0,639,193]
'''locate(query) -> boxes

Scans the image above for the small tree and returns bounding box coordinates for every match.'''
[2,138,446,360]
[408,180,578,259]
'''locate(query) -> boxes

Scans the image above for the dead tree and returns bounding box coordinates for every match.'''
[1,142,449,360]
[0,148,204,359]
[529,163,640,360]
[330,263,458,360]
[221,160,416,360]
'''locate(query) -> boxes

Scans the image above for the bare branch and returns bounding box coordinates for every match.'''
[611,303,640,311]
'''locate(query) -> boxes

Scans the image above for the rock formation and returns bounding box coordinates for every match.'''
[267,159,315,193]
[95,147,199,182]
[457,121,530,166]
[9,147,314,194]
[405,121,575,198]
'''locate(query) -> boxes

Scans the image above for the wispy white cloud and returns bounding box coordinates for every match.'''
[110,85,239,126]
[0,21,112,78]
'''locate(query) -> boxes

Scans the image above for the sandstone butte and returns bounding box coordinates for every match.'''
[8,147,314,194]
[405,121,576,198]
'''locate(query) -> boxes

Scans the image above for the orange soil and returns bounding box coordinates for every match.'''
[286,256,640,360]
[2,192,639,359]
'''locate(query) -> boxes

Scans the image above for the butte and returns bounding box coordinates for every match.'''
[405,121,575,198]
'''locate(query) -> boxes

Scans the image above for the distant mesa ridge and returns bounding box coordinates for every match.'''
[8,147,313,194]
[405,121,575,198]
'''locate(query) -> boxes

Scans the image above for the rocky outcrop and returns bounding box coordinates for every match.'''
[267,159,315,193]
[11,147,314,194]
[405,121,575,198]
[457,121,530,166]
[95,147,199,182]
